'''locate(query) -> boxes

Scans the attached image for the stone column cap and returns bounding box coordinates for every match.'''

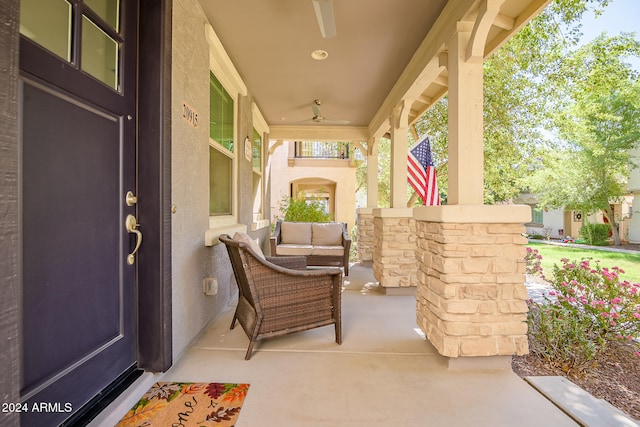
[372,207,414,218]
[414,205,531,223]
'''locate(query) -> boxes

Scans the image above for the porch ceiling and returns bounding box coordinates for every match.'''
[198,0,551,140]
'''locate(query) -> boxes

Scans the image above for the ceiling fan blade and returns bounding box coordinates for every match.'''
[321,118,351,125]
[312,0,336,38]
[312,100,322,118]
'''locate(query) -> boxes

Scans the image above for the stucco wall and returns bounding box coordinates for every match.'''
[171,0,234,360]
[269,141,357,232]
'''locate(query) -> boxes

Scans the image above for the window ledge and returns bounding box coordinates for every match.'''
[205,223,247,246]
[251,219,270,231]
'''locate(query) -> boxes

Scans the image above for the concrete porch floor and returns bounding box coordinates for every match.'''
[91,262,576,426]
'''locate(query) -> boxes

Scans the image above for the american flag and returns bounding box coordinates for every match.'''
[408,136,440,206]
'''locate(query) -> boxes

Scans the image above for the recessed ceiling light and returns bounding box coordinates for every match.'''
[311,49,329,60]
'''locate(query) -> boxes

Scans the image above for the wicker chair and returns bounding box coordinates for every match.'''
[220,234,343,360]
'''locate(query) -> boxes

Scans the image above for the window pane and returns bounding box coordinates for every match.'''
[85,0,120,31]
[210,72,234,152]
[81,16,119,89]
[210,147,232,216]
[252,129,262,172]
[20,0,72,61]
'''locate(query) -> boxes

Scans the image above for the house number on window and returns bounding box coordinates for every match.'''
[182,102,198,128]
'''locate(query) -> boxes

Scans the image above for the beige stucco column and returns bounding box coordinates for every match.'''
[389,100,411,208]
[366,136,379,208]
[447,25,484,205]
[357,137,380,261]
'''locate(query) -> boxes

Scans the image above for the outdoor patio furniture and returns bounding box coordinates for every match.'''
[220,233,343,360]
[270,221,351,276]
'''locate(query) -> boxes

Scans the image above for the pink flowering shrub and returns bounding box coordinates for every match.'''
[524,247,544,276]
[526,256,640,373]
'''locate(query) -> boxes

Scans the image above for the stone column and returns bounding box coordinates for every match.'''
[414,205,531,368]
[373,208,417,295]
[356,208,375,261]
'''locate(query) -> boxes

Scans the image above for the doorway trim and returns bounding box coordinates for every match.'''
[136,0,173,373]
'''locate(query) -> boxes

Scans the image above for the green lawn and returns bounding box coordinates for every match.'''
[527,241,640,284]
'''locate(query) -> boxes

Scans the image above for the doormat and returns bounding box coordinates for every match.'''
[116,382,250,426]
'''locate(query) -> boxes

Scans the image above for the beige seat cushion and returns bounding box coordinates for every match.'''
[275,244,313,256]
[311,223,344,246]
[233,232,265,259]
[311,245,344,256]
[280,222,312,245]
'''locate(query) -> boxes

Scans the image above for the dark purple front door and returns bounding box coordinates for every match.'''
[19,1,138,425]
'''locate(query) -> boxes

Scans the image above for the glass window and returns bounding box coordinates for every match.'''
[81,16,119,89]
[85,0,120,30]
[209,72,235,217]
[252,129,262,172]
[210,147,232,216]
[210,72,234,152]
[20,0,72,61]
[531,206,543,224]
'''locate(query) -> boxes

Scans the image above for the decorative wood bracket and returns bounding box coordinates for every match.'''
[391,99,412,130]
[466,0,506,61]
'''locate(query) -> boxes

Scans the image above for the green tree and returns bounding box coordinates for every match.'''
[413,0,613,204]
[357,0,620,207]
[530,34,640,245]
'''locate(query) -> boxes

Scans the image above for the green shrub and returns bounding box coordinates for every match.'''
[526,257,640,374]
[579,223,610,246]
[277,193,332,223]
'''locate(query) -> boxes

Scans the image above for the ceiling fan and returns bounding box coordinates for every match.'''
[308,99,350,124]
[312,0,336,38]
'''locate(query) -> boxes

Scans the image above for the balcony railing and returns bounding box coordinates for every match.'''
[294,141,349,159]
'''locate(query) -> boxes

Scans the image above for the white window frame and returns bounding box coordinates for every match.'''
[204,24,249,245]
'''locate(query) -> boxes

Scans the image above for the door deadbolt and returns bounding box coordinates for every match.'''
[125,191,138,206]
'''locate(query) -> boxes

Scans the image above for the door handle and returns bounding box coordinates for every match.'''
[125,214,142,265]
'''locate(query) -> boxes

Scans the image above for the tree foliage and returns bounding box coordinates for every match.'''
[529,35,640,245]
[356,0,640,232]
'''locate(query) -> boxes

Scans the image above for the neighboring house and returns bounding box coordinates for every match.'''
[269,140,357,232]
[514,192,635,242]
[628,145,640,243]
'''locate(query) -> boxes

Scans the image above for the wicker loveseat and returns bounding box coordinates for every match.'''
[220,233,343,360]
[270,221,351,276]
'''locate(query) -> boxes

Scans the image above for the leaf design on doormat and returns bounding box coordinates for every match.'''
[204,406,241,423]
[181,382,206,395]
[220,384,250,404]
[116,400,168,427]
[205,382,226,399]
[142,382,184,401]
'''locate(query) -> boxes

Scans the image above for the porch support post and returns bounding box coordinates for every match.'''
[356,136,380,261]
[389,100,411,208]
[412,24,531,368]
[371,101,418,293]
[414,206,531,366]
[366,136,379,209]
[372,208,417,294]
[447,25,484,205]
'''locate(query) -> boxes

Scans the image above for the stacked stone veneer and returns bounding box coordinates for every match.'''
[356,208,374,261]
[415,220,530,358]
[372,209,418,288]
